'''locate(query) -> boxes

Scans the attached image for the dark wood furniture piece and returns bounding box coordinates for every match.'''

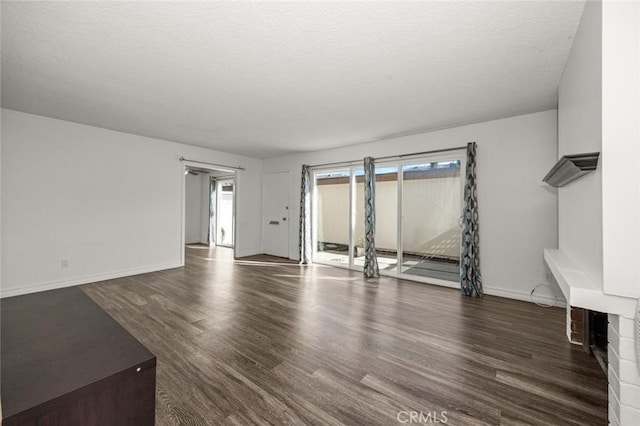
[1,286,156,426]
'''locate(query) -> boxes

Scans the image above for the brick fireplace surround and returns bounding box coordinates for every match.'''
[566,306,639,424]
[607,314,639,425]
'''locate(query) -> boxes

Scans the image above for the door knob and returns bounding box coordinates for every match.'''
[282,217,287,221]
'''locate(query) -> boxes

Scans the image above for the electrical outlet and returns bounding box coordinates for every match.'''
[544,270,552,282]
[61,259,69,269]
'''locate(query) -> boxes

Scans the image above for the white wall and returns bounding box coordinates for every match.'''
[601,0,640,299]
[263,110,561,303]
[1,109,263,297]
[558,0,603,287]
[185,173,203,244]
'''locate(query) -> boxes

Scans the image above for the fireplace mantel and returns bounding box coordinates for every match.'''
[544,248,636,317]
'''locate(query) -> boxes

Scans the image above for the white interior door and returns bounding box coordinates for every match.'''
[263,171,291,258]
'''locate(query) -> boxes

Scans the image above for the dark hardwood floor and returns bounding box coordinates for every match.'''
[81,246,607,425]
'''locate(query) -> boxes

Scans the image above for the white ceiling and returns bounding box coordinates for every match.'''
[1,1,585,159]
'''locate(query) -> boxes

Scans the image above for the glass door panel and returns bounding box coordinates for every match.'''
[373,166,399,272]
[313,170,351,267]
[401,160,462,281]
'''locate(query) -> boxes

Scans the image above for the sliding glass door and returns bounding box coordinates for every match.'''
[312,169,352,267]
[311,152,465,285]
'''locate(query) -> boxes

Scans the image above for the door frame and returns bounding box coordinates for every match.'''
[262,171,291,259]
[181,161,237,265]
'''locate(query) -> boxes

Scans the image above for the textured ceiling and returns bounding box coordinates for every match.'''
[1,1,585,158]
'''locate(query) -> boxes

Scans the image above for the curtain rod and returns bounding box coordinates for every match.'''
[308,145,468,169]
[180,157,245,171]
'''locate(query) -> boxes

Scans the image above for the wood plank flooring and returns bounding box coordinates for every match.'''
[81,246,608,425]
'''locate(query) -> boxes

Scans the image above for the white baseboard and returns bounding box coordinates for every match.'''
[484,285,567,308]
[234,247,263,258]
[0,261,183,298]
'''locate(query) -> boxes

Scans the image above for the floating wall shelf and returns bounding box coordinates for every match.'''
[543,152,600,187]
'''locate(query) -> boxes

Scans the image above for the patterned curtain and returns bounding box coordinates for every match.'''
[363,157,380,278]
[299,165,312,264]
[208,177,217,246]
[461,142,482,296]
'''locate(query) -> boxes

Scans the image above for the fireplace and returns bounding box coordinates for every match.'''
[544,248,639,424]
[588,310,608,374]
[568,307,608,375]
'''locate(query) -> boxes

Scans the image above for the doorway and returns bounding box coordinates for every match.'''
[182,163,237,264]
